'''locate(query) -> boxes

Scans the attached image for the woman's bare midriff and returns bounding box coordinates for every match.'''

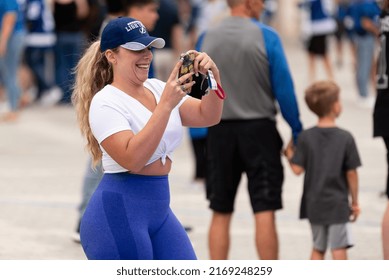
[131,158,172,176]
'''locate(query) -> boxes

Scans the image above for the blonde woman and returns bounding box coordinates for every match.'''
[72,17,224,260]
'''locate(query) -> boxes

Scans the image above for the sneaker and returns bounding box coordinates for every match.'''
[357,96,375,109]
[0,101,9,114]
[39,87,63,107]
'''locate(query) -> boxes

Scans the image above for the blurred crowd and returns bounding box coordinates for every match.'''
[0,0,281,122]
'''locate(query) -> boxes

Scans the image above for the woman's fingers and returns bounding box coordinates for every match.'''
[176,72,193,85]
[167,59,184,83]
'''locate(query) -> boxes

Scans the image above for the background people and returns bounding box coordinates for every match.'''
[349,0,380,106]
[24,0,60,105]
[53,0,89,104]
[150,0,184,80]
[0,0,26,121]
[299,0,337,82]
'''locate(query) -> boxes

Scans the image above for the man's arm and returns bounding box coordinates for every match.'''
[262,26,303,143]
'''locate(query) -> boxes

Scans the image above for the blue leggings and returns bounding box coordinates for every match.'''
[80,173,197,260]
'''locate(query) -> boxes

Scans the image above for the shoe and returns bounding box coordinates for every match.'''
[0,101,9,114]
[39,87,63,107]
[357,96,375,109]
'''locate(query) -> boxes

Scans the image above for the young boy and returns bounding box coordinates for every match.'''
[285,80,361,260]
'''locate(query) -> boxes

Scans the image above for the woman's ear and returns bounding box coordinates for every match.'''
[105,50,117,64]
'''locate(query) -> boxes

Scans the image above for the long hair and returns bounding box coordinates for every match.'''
[71,41,115,167]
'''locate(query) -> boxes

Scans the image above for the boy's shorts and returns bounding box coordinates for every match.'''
[311,223,354,252]
[206,119,284,213]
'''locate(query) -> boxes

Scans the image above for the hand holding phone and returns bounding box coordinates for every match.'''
[178,52,196,84]
[178,52,209,99]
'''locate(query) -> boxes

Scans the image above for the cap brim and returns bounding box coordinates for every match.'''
[121,37,165,51]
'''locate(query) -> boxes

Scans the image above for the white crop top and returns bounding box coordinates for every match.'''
[89,79,189,173]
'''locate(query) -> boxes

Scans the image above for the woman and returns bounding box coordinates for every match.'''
[72,17,223,260]
[375,0,389,260]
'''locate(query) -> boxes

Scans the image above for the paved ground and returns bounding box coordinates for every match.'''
[0,27,387,260]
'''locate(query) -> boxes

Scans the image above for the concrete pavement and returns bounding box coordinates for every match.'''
[0,34,386,260]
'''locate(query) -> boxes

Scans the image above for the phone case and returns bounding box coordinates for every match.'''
[178,52,209,99]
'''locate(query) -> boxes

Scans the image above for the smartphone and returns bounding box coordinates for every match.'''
[178,52,209,99]
[178,52,196,84]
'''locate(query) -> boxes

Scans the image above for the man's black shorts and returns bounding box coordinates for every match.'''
[206,119,284,213]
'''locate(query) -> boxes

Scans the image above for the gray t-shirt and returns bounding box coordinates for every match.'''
[291,126,361,224]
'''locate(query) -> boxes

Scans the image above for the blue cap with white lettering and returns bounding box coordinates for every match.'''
[100,17,165,52]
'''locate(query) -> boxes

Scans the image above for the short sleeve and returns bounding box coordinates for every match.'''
[89,102,131,144]
[344,135,362,170]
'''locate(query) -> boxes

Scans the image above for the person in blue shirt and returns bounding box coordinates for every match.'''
[299,0,337,81]
[24,0,60,104]
[349,0,380,105]
[0,0,26,121]
[197,0,303,260]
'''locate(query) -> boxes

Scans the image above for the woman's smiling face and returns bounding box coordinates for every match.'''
[116,47,154,84]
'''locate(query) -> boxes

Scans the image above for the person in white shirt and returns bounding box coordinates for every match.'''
[72,17,224,260]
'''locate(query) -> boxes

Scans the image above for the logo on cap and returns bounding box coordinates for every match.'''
[125,21,146,34]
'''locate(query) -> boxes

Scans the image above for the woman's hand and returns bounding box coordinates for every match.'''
[186,50,221,83]
[160,59,196,110]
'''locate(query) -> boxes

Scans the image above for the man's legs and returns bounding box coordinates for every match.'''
[209,212,232,260]
[254,210,278,260]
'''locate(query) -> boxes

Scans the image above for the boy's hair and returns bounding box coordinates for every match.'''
[305,80,340,117]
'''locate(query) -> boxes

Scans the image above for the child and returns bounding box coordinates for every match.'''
[285,80,361,260]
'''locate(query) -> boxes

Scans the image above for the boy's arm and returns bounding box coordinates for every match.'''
[347,169,360,222]
[284,139,305,176]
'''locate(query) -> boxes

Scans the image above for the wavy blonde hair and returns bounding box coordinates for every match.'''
[72,41,116,167]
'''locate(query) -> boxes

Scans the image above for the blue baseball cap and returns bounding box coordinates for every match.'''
[100,17,165,52]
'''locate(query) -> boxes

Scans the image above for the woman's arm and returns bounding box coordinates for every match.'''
[179,51,224,127]
[100,61,193,173]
